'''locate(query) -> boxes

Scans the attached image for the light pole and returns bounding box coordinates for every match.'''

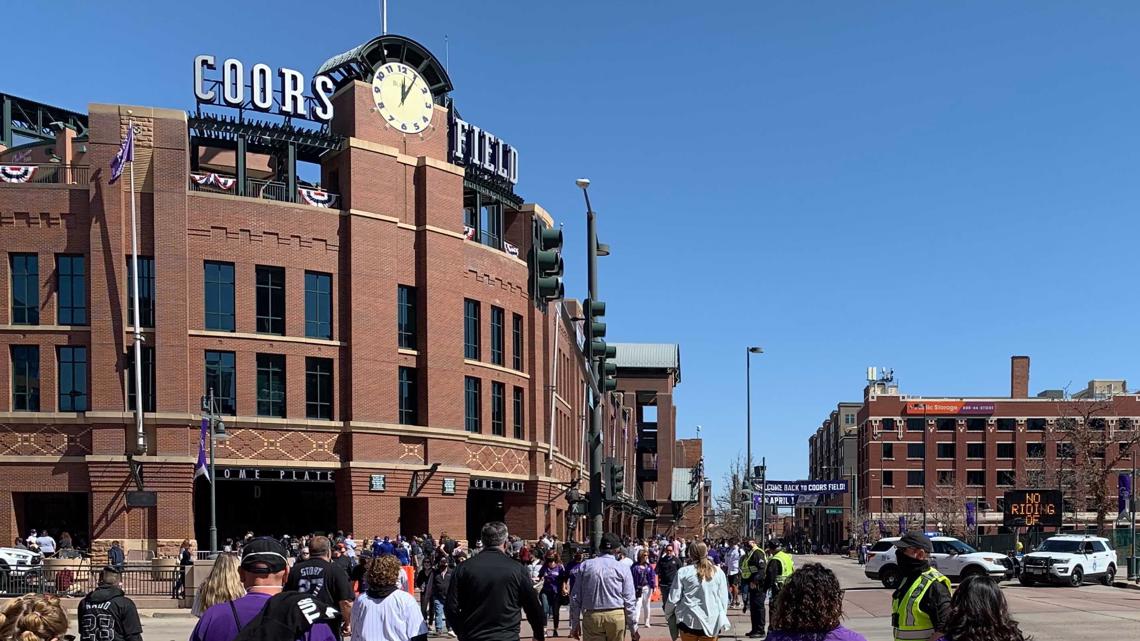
[1131,449,1137,580]
[202,388,229,553]
[577,178,606,552]
[745,346,763,539]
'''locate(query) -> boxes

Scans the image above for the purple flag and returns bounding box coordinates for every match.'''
[898,515,907,533]
[1119,474,1132,514]
[194,418,210,482]
[966,501,976,527]
[109,122,135,184]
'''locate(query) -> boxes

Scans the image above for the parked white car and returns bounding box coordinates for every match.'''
[865,536,1012,588]
[1019,535,1116,587]
[0,547,43,594]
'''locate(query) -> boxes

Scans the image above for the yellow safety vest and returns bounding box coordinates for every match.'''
[891,568,952,641]
[740,547,765,580]
[772,551,794,586]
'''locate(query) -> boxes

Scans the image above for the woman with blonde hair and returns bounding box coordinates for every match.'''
[663,541,730,641]
[192,553,246,617]
[0,594,69,641]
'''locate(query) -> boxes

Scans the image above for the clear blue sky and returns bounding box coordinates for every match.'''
[11,2,1140,493]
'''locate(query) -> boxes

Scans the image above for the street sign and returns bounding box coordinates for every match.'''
[826,507,843,515]
[1003,489,1062,527]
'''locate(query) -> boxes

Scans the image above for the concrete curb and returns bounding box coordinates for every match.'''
[1112,580,1140,591]
[150,611,196,618]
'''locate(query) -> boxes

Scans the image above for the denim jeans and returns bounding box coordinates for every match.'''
[433,599,447,633]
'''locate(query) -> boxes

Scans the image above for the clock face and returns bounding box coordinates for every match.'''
[371,63,434,134]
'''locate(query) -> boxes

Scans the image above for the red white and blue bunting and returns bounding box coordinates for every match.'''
[503,241,519,257]
[0,165,37,184]
[190,172,236,191]
[298,186,336,208]
[463,226,476,240]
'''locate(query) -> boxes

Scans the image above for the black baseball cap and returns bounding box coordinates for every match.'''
[599,533,622,553]
[895,532,933,553]
[764,540,780,552]
[241,536,289,574]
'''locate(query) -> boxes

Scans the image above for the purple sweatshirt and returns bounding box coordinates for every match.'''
[765,626,868,641]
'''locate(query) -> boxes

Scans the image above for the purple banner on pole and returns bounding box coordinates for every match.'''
[1119,474,1132,514]
[965,501,976,527]
[878,519,887,535]
[862,520,869,535]
[898,516,907,533]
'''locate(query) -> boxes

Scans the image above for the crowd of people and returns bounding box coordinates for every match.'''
[0,527,1031,641]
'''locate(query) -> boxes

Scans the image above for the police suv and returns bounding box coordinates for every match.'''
[1019,535,1117,587]
[0,546,42,594]
[864,535,1012,588]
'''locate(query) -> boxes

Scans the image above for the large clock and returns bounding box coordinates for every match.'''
[371,63,434,134]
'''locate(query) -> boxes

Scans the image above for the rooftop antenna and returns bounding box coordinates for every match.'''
[381,0,388,34]
[445,35,449,73]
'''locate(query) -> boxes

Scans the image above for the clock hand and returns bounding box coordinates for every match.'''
[399,78,407,105]
[401,75,418,105]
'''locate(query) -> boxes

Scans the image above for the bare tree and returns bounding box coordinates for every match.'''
[1053,396,1140,536]
[709,454,747,540]
[926,477,970,538]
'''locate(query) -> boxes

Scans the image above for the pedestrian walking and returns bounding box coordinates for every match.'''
[890,533,951,641]
[765,563,866,641]
[662,542,730,641]
[192,553,246,617]
[190,537,337,641]
[350,555,429,641]
[424,557,454,637]
[285,536,355,638]
[77,566,143,641]
[568,533,638,641]
[108,540,126,572]
[0,593,69,641]
[445,522,545,641]
[723,540,741,608]
[538,553,568,637]
[174,540,195,599]
[630,551,656,629]
[656,545,680,608]
[936,575,1028,641]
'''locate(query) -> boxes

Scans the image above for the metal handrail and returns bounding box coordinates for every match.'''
[0,164,89,186]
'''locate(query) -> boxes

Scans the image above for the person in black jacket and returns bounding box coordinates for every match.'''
[77,566,143,641]
[445,522,545,641]
[654,545,680,605]
[424,556,454,636]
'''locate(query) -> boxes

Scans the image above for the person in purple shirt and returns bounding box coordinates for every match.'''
[190,537,338,641]
[569,533,638,641]
[539,552,568,637]
[630,550,656,629]
[765,564,866,641]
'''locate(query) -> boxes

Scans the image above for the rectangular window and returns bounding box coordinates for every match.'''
[882,418,896,431]
[397,285,416,349]
[1027,418,1047,431]
[480,203,502,248]
[844,413,856,426]
[10,254,39,325]
[398,366,418,425]
[464,299,480,360]
[491,381,505,436]
[936,443,955,459]
[882,498,894,513]
[205,351,237,415]
[966,418,985,431]
[937,470,955,486]
[512,313,523,371]
[56,255,87,325]
[936,418,955,431]
[1027,442,1045,458]
[996,470,1016,487]
[204,261,235,331]
[907,443,925,459]
[256,354,286,418]
[996,418,1016,432]
[10,345,40,411]
[490,306,504,366]
[57,346,88,411]
[305,357,334,420]
[906,418,924,431]
[966,442,985,459]
[966,470,985,486]
[907,470,925,487]
[1057,442,1075,459]
[882,470,894,486]
[464,376,481,433]
[882,443,894,459]
[127,345,155,412]
[305,272,333,339]
[255,265,285,335]
[513,386,524,439]
[996,442,1015,459]
[126,256,156,328]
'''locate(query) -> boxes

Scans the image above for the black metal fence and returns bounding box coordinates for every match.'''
[0,565,181,597]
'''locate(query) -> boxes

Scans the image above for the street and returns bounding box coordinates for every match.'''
[63,555,1140,641]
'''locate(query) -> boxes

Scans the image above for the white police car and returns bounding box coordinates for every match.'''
[864,535,1011,588]
[0,546,43,594]
[1019,535,1116,587]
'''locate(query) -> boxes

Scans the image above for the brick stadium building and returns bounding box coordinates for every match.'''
[0,35,697,556]
[841,356,1139,540]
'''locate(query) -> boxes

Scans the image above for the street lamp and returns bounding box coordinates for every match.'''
[202,388,231,554]
[745,346,763,539]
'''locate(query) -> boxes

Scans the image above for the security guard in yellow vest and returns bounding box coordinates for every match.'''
[740,539,767,638]
[763,540,794,628]
[891,532,952,641]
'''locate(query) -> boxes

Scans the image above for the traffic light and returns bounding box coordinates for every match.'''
[613,462,625,496]
[586,300,618,391]
[533,224,564,304]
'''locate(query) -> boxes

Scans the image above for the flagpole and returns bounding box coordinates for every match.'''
[126,116,146,455]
